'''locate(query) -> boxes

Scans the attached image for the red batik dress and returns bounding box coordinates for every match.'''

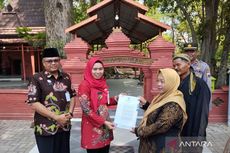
[78,80,116,149]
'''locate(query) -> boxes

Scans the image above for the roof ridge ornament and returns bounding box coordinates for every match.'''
[112,27,122,32]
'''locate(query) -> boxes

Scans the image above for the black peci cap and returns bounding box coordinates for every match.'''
[42,48,60,58]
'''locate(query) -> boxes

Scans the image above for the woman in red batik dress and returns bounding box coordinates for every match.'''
[78,57,118,153]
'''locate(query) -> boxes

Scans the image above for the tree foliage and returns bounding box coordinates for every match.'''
[215,0,230,87]
[73,1,90,23]
[72,0,102,23]
[144,0,229,87]
[0,0,4,10]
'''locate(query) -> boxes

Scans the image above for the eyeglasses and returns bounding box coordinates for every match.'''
[44,59,60,64]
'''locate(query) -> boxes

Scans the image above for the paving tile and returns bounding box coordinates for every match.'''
[1,120,230,153]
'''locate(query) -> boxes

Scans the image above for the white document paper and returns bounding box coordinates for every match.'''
[114,95,139,130]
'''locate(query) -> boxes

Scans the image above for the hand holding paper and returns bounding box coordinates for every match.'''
[114,95,139,130]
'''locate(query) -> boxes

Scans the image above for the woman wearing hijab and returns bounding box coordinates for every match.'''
[133,68,187,153]
[78,57,117,153]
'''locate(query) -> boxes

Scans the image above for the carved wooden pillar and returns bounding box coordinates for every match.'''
[1,52,8,75]
[21,44,26,81]
[30,48,35,75]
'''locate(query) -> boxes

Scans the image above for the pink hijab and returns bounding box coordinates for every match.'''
[83,57,108,111]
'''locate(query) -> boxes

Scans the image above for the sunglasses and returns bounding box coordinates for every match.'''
[44,59,60,64]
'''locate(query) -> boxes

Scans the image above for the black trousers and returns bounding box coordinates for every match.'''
[35,131,70,153]
[87,145,110,153]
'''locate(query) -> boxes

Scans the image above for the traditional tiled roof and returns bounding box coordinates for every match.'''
[0,27,45,35]
[0,0,45,28]
[0,0,45,43]
[0,27,45,44]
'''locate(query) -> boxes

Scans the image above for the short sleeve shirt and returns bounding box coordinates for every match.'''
[26,70,76,136]
[191,59,211,91]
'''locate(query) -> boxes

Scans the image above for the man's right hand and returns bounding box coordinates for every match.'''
[54,114,70,127]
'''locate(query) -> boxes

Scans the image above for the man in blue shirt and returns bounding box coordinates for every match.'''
[183,43,211,90]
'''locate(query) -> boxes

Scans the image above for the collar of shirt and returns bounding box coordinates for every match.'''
[192,59,199,64]
[192,59,201,68]
[43,70,63,79]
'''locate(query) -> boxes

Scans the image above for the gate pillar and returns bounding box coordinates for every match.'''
[143,68,152,101]
[148,35,175,99]
[63,37,90,88]
[62,37,90,116]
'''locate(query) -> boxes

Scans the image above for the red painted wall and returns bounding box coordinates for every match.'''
[209,88,229,122]
[0,89,33,120]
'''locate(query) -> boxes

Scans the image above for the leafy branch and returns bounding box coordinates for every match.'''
[16,27,46,48]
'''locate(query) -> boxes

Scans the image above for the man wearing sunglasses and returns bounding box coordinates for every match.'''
[26,48,76,153]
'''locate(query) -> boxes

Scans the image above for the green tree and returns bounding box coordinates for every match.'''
[16,27,46,48]
[73,1,90,23]
[200,0,219,71]
[0,0,4,10]
[144,0,229,87]
[73,0,102,23]
[44,0,73,57]
[215,0,230,87]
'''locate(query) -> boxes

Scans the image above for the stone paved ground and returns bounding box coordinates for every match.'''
[0,120,35,153]
[206,123,230,153]
[1,120,230,153]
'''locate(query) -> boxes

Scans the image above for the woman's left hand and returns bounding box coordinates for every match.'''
[115,92,128,102]
[104,121,115,130]
[114,95,118,102]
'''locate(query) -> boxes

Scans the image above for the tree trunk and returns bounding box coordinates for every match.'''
[176,0,197,44]
[216,23,230,87]
[201,0,219,74]
[216,1,230,88]
[44,0,73,56]
[171,17,175,44]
